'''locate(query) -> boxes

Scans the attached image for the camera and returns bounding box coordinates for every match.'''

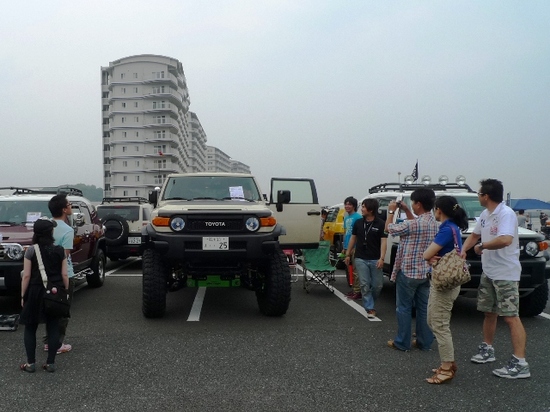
[396,194,403,208]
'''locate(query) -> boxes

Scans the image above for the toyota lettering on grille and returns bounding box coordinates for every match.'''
[204,221,225,227]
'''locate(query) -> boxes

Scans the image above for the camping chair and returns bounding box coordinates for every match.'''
[301,240,336,293]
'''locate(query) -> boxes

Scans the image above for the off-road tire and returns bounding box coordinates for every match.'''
[103,214,130,247]
[256,248,292,316]
[86,248,106,288]
[519,281,549,317]
[142,249,169,318]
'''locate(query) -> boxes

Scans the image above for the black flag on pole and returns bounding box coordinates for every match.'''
[411,161,418,182]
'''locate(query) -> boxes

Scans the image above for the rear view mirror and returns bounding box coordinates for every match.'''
[73,213,85,227]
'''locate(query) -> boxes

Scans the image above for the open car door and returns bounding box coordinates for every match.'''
[268,178,320,250]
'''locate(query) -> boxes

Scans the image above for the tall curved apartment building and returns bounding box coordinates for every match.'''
[101,54,209,197]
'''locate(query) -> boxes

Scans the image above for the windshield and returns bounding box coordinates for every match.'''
[162,176,261,201]
[0,200,52,225]
[97,205,141,221]
[455,196,485,220]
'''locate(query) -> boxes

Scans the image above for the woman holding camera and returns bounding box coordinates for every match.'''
[422,196,468,384]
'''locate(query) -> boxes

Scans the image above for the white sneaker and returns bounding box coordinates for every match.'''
[492,356,530,379]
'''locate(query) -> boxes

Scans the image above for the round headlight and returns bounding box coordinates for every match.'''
[525,241,539,257]
[403,175,414,185]
[4,243,25,260]
[245,217,260,232]
[170,217,185,231]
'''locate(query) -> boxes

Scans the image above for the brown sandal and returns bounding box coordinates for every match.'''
[426,367,455,384]
[431,361,457,373]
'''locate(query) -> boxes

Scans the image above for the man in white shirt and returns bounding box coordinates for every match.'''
[461,179,529,379]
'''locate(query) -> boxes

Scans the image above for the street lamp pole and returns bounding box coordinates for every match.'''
[398,172,401,184]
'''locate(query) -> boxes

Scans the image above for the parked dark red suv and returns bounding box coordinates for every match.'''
[0,187,106,295]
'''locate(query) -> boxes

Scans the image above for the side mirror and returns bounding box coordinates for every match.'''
[149,190,159,207]
[276,190,291,212]
[73,213,85,227]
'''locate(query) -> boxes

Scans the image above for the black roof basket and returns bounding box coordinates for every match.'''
[101,197,150,204]
[0,186,83,196]
[368,182,475,194]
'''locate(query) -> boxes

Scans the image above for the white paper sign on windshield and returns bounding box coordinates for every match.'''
[229,186,245,199]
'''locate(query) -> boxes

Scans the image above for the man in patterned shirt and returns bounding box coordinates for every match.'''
[385,188,438,351]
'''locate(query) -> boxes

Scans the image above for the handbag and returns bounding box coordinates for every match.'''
[430,227,471,291]
[35,245,70,318]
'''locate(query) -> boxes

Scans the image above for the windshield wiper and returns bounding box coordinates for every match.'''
[165,197,190,201]
[0,221,18,225]
[190,197,217,200]
[220,197,255,202]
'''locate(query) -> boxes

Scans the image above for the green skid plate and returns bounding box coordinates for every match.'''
[187,276,240,288]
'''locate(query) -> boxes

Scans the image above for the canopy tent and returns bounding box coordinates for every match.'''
[510,198,550,211]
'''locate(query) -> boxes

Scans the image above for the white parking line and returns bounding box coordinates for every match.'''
[106,259,141,276]
[188,287,206,321]
[297,265,379,322]
[538,312,550,320]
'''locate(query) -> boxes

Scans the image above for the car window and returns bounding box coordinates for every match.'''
[0,200,51,224]
[455,196,485,219]
[270,179,316,204]
[142,207,151,221]
[97,205,140,221]
[163,176,261,201]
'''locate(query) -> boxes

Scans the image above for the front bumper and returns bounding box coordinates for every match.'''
[461,256,547,294]
[0,261,23,294]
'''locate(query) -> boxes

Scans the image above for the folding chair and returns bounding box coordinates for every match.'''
[301,240,336,293]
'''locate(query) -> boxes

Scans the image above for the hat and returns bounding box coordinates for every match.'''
[33,217,57,235]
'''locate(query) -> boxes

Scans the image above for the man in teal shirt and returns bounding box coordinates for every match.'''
[43,194,74,354]
[342,196,362,299]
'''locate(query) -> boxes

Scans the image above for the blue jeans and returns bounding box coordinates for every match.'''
[393,270,433,351]
[355,258,384,311]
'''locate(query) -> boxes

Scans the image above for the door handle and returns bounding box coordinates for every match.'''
[307,210,321,216]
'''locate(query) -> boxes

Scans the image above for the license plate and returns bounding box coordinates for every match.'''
[128,237,142,245]
[202,237,229,250]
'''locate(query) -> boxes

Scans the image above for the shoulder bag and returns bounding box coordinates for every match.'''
[430,227,471,291]
[35,245,70,318]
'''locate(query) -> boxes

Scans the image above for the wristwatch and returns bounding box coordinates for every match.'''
[388,210,395,215]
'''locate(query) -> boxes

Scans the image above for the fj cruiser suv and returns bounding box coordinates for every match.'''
[141,173,320,318]
[96,197,153,261]
[365,177,550,317]
[0,186,107,295]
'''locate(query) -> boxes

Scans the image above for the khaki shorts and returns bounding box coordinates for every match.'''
[476,273,519,317]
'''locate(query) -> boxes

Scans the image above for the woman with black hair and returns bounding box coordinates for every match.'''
[19,218,68,373]
[422,196,468,384]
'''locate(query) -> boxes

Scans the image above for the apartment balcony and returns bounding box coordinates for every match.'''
[141,74,177,89]
[142,91,183,106]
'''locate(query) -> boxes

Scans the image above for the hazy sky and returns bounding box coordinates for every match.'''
[1,1,549,206]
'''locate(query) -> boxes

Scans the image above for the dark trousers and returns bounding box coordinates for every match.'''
[25,318,60,364]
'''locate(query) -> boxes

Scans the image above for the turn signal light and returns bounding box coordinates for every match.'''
[539,241,548,251]
[260,217,277,227]
[152,216,170,227]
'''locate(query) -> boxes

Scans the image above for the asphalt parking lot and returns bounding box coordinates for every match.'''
[1,259,550,412]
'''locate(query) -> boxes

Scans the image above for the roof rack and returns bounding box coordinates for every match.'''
[101,197,150,204]
[0,186,84,196]
[368,182,475,194]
